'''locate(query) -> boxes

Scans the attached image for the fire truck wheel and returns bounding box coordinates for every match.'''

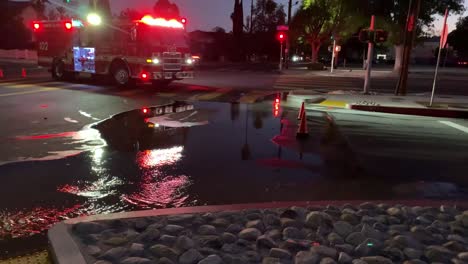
[111,65,132,87]
[52,60,66,80]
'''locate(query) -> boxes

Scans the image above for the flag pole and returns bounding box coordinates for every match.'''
[430,9,449,107]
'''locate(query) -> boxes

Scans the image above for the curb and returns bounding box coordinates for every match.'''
[350,104,468,118]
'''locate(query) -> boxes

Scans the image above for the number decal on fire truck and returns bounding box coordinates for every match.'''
[39,42,48,51]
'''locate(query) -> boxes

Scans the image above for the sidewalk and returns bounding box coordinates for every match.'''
[288,90,468,118]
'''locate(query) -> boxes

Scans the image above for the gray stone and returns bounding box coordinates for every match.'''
[351,261,366,264]
[333,221,353,237]
[198,255,223,264]
[158,257,175,264]
[226,224,242,234]
[392,235,422,249]
[451,258,468,264]
[219,232,235,244]
[198,225,217,235]
[281,218,303,228]
[160,235,177,245]
[129,243,144,256]
[338,252,352,264]
[424,245,456,263]
[257,235,277,249]
[381,247,404,262]
[387,207,402,217]
[211,218,230,227]
[459,252,468,261]
[340,214,359,225]
[120,257,152,264]
[283,226,303,239]
[342,208,357,215]
[238,228,262,241]
[387,216,400,225]
[137,228,160,242]
[221,243,243,254]
[461,212,468,227]
[265,229,282,240]
[415,216,432,225]
[270,248,292,259]
[359,202,376,210]
[354,243,369,257]
[306,212,332,228]
[176,235,195,251]
[100,247,127,261]
[361,224,382,240]
[320,257,337,264]
[163,224,184,235]
[197,235,222,249]
[327,232,344,245]
[360,256,393,264]
[295,251,319,264]
[444,241,466,252]
[75,222,105,234]
[410,225,435,243]
[179,249,203,264]
[403,248,422,259]
[246,212,263,220]
[149,244,178,259]
[245,250,261,262]
[103,236,128,246]
[311,245,337,258]
[247,219,265,230]
[361,216,378,225]
[335,244,354,255]
[167,214,194,223]
[94,261,112,264]
[198,247,218,256]
[448,234,467,244]
[262,257,281,264]
[264,214,281,227]
[133,219,148,231]
[402,261,427,264]
[345,232,365,246]
[86,245,101,256]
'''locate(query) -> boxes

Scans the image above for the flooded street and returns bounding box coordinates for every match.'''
[1,99,468,257]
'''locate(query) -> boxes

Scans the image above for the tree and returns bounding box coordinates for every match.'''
[251,0,286,33]
[89,0,112,19]
[153,0,180,19]
[291,0,365,63]
[31,0,48,19]
[231,0,244,61]
[448,16,468,59]
[372,0,464,71]
[56,6,67,19]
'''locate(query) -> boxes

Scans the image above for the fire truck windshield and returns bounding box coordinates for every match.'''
[138,26,187,47]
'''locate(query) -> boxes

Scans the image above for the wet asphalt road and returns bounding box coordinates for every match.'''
[1,65,468,257]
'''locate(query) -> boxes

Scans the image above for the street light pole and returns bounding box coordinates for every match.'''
[285,0,292,69]
[250,0,254,33]
[363,15,375,94]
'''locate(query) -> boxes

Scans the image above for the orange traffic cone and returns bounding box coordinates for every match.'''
[0,69,3,78]
[297,102,305,120]
[21,68,26,78]
[296,110,309,139]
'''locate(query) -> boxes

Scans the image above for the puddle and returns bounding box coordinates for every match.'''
[0,99,466,257]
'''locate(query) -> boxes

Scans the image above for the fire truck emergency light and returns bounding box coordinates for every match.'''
[140,15,184,29]
[87,13,102,26]
[33,23,40,30]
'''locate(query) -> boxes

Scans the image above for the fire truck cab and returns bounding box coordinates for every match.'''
[33,15,194,87]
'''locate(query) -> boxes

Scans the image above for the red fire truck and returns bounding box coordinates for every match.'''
[32,14,194,87]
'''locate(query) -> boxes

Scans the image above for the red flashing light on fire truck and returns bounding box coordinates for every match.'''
[140,15,184,29]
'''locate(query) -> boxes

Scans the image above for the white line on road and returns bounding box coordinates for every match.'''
[439,120,468,134]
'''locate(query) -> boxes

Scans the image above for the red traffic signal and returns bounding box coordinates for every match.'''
[374,29,389,43]
[181,18,187,25]
[277,32,286,42]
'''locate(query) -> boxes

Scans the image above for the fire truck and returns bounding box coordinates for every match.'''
[32,14,194,87]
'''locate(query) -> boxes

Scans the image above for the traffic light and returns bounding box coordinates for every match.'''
[359,29,373,43]
[374,29,389,43]
[64,0,70,3]
[277,31,286,43]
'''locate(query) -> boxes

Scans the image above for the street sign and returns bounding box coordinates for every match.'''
[276,25,289,31]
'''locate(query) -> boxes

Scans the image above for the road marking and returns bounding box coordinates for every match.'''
[439,120,468,134]
[0,87,56,97]
[319,100,348,108]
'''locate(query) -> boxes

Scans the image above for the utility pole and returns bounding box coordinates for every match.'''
[363,15,375,94]
[395,0,421,95]
[331,38,336,73]
[250,0,254,33]
[285,0,292,69]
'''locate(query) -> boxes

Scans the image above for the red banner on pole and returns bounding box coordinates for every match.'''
[440,9,449,48]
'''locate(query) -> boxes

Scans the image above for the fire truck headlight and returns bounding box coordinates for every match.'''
[87,13,102,26]
[152,58,160,64]
[186,58,193,65]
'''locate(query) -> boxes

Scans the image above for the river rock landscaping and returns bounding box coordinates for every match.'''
[71,204,468,264]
